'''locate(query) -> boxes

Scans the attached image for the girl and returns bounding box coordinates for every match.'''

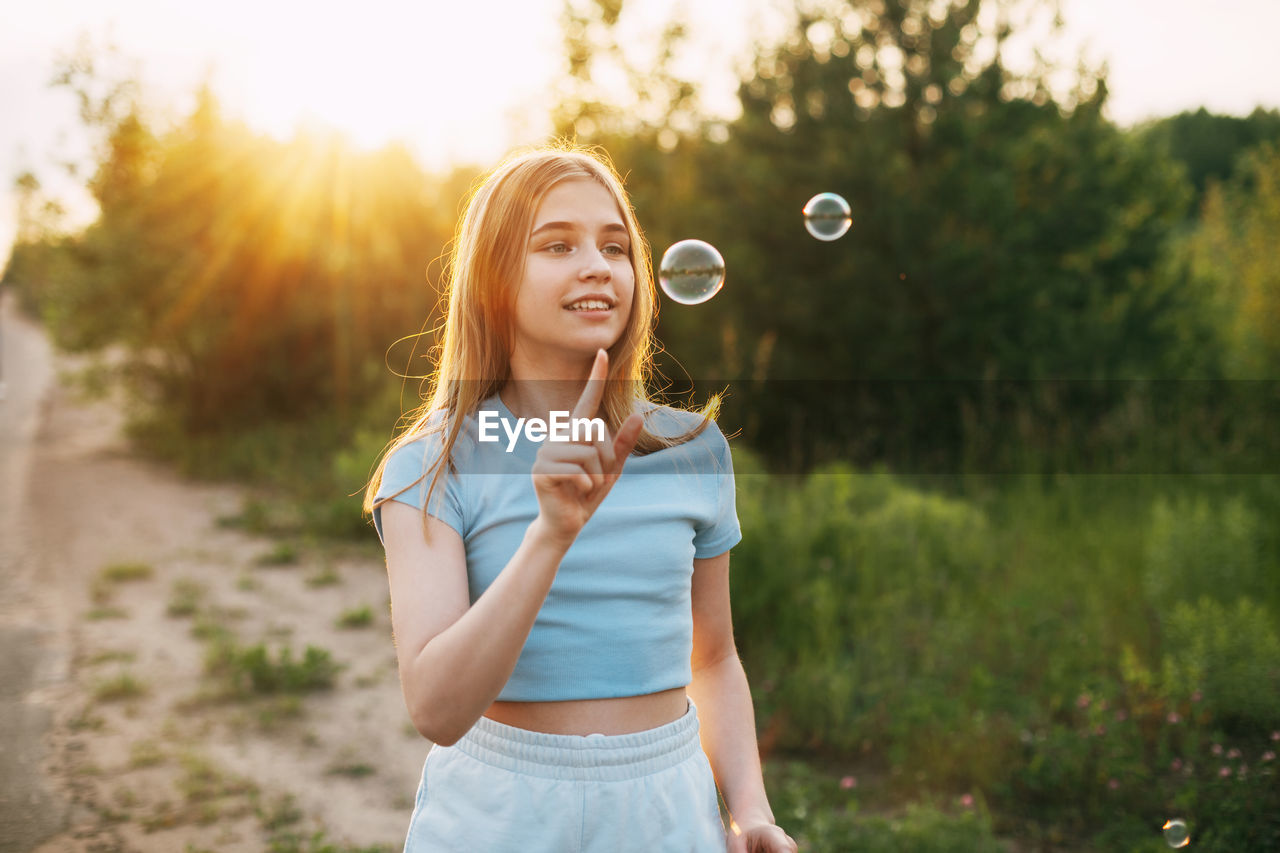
[365,143,796,853]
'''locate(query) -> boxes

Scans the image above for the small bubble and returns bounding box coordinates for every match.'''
[1163,818,1189,848]
[658,240,725,305]
[802,192,852,241]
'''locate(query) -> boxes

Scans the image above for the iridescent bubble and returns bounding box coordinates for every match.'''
[803,192,852,241]
[1163,819,1190,848]
[658,239,725,305]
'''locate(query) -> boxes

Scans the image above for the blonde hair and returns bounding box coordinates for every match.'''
[363,141,719,534]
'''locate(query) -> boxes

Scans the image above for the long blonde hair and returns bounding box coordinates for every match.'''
[363,141,719,533]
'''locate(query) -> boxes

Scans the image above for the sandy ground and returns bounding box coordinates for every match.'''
[1,292,427,851]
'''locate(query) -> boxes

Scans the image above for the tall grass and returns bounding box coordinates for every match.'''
[730,452,1279,849]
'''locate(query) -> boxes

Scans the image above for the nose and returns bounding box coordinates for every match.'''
[579,246,612,282]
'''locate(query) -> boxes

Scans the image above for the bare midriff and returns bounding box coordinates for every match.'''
[483,686,689,736]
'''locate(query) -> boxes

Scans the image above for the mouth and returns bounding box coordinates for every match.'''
[563,298,615,313]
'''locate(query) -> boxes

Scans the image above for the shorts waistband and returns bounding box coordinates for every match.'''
[451,697,702,781]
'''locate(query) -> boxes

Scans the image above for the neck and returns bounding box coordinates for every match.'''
[502,350,598,421]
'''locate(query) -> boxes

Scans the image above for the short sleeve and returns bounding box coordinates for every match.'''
[692,425,743,558]
[371,433,466,546]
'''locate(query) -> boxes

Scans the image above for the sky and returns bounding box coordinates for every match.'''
[3,0,1280,265]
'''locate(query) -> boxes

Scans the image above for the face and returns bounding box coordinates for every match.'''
[510,178,635,374]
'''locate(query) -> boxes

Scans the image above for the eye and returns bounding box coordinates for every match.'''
[544,242,569,254]
[603,244,629,257]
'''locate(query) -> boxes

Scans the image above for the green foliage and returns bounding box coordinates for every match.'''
[93,671,148,702]
[571,0,1218,474]
[100,561,155,582]
[335,605,373,629]
[1144,495,1265,613]
[732,452,997,763]
[763,760,1002,852]
[167,578,205,617]
[1160,598,1280,732]
[1184,142,1280,377]
[1138,107,1280,202]
[204,641,340,695]
[3,74,456,439]
[256,541,300,566]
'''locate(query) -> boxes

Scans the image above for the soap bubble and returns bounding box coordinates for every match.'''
[1162,819,1189,848]
[803,192,852,241]
[658,239,725,305]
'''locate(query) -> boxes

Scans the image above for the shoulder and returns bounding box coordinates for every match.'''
[380,412,479,490]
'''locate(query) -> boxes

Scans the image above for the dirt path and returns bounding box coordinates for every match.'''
[2,293,426,851]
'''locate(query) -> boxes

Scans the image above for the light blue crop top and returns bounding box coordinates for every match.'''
[372,394,741,702]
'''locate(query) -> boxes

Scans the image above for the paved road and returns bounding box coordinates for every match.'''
[0,288,71,852]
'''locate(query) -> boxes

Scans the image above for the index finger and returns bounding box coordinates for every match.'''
[571,349,609,425]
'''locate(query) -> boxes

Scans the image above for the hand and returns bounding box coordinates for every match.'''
[531,349,643,545]
[729,819,799,853]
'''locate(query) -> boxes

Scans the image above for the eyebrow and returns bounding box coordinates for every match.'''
[530,221,629,238]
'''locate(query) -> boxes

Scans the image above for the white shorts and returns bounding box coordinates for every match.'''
[404,697,728,852]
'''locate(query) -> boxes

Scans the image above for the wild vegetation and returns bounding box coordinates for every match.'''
[5,1,1278,849]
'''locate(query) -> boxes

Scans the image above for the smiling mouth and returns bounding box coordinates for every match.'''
[564,300,614,312]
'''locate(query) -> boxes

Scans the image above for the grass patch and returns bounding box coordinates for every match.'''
[327,762,376,778]
[265,829,394,853]
[93,672,147,702]
[167,578,206,617]
[85,649,136,666]
[256,541,300,566]
[205,641,341,696]
[178,752,258,803]
[217,497,303,537]
[137,753,258,830]
[305,566,341,587]
[129,739,166,768]
[101,561,155,582]
[336,605,373,629]
[89,561,155,606]
[257,792,304,831]
[254,694,306,730]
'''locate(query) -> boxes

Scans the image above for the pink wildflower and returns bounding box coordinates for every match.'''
[1228,748,1242,760]
[1107,778,1119,790]
[1262,751,1275,763]
[1211,743,1223,756]
[1219,766,1232,778]
[1272,731,1279,742]
[840,776,856,790]
[1077,693,1091,709]
[1167,712,1181,724]
[1170,758,1183,772]
[960,793,974,808]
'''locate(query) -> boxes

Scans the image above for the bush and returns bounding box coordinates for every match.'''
[1144,495,1264,613]
[1160,598,1280,732]
[205,641,340,695]
[732,454,993,757]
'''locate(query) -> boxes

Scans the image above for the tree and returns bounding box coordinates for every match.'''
[565,1,1209,470]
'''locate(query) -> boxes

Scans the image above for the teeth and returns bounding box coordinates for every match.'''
[567,300,611,311]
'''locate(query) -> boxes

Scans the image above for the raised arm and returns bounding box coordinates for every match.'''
[384,349,644,746]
